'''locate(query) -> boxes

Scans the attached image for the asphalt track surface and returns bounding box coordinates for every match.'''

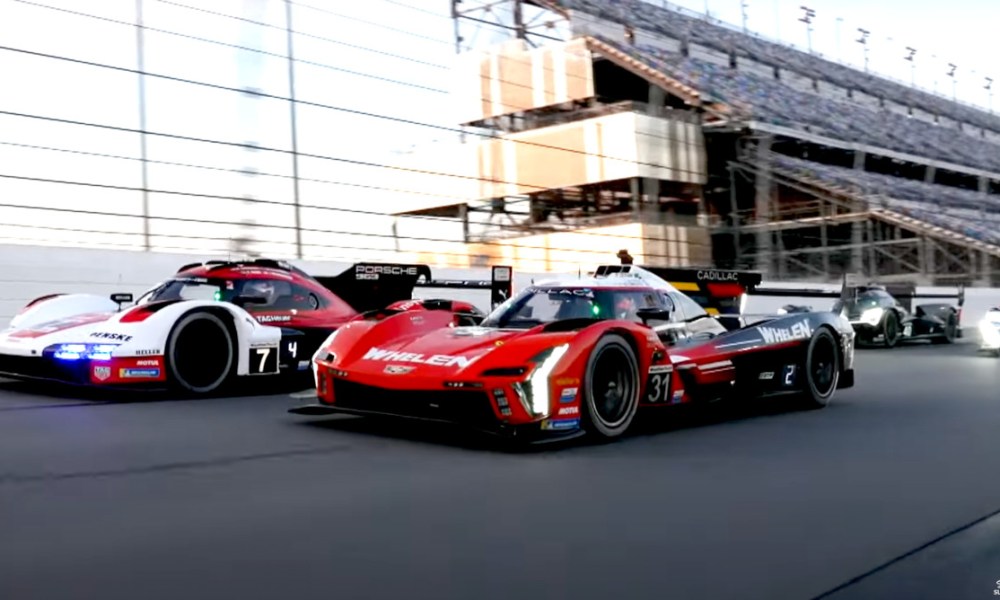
[2,342,1000,600]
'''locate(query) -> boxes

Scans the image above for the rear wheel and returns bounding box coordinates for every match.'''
[933,314,958,344]
[881,310,900,348]
[166,311,236,395]
[581,334,640,439]
[800,327,840,408]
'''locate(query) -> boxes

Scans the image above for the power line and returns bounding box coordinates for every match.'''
[0,173,717,258]
[0,46,703,180]
[12,0,593,110]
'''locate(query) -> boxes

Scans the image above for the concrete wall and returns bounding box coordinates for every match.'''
[1,244,996,331]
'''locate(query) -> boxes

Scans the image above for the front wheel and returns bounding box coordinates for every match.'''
[800,327,840,408]
[166,311,236,395]
[881,310,900,348]
[581,334,640,439]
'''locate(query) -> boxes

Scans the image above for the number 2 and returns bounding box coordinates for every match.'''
[256,348,271,372]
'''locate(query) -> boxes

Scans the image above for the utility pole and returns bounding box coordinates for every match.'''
[799,6,815,53]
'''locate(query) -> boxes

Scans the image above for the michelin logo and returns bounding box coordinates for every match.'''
[759,320,812,344]
[363,347,476,368]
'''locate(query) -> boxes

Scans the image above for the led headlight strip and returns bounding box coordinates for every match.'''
[513,343,569,417]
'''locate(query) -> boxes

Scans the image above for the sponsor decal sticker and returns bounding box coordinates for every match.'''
[759,320,812,344]
[355,264,420,280]
[542,418,580,431]
[93,366,111,381]
[90,332,133,342]
[256,314,291,323]
[135,349,160,356]
[697,270,739,282]
[557,406,579,416]
[384,365,415,375]
[363,347,476,368]
[671,390,683,404]
[559,387,578,403]
[759,371,774,380]
[135,359,161,367]
[555,377,579,386]
[120,368,160,378]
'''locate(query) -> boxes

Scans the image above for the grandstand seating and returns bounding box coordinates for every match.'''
[596,36,1000,173]
[533,1,1000,251]
[552,0,1000,134]
[766,154,1000,245]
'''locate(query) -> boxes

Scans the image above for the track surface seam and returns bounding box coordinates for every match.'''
[0,444,351,486]
[808,504,1000,599]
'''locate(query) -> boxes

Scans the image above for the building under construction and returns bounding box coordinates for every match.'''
[396,0,1000,284]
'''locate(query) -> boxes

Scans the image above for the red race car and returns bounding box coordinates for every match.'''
[291,262,856,442]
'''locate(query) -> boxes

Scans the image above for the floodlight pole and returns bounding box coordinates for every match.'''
[798,6,815,53]
[905,47,916,86]
[856,28,870,73]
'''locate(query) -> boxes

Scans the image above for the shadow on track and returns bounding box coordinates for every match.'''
[290,393,827,455]
[0,373,316,411]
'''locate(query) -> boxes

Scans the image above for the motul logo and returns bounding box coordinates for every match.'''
[363,347,476,368]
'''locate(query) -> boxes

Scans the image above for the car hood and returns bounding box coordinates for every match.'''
[338,325,572,378]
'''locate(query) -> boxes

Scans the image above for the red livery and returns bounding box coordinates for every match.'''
[292,263,856,442]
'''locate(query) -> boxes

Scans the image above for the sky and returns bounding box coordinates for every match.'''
[0,0,997,264]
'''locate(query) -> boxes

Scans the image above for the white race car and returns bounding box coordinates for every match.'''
[978,307,1000,356]
[0,284,283,394]
[0,258,511,395]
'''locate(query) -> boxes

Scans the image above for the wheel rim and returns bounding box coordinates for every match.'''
[173,319,231,390]
[811,336,837,397]
[589,345,635,427]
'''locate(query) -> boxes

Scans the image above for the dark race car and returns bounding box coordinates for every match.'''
[0,259,512,395]
[752,277,964,348]
[292,263,855,443]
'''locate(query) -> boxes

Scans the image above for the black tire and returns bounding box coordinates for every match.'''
[881,310,900,348]
[801,327,840,408]
[580,334,640,439]
[166,311,236,395]
[932,313,958,344]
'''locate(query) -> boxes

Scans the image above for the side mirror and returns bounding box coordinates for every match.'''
[233,295,268,307]
[778,304,812,314]
[110,293,133,311]
[636,307,673,324]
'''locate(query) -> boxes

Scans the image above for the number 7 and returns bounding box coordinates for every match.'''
[257,348,271,372]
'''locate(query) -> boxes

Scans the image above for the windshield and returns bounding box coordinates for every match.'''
[480,286,666,329]
[833,290,889,312]
[137,277,305,309]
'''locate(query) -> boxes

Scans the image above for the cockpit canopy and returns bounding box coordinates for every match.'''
[480,284,707,329]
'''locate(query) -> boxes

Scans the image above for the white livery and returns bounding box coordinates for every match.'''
[0,290,282,393]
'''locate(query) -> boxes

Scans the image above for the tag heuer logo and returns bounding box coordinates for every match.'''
[93,366,111,381]
[384,365,414,375]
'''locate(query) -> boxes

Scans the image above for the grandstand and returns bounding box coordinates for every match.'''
[399,0,1000,284]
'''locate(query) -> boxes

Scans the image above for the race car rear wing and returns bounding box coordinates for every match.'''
[750,274,966,313]
[314,263,513,314]
[604,261,764,315]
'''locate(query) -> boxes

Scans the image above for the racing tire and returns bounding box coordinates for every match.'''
[800,327,840,408]
[881,310,900,348]
[166,311,236,395]
[932,314,958,344]
[581,334,640,439]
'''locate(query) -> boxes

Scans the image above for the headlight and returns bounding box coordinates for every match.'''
[51,343,119,361]
[860,307,884,325]
[513,344,569,417]
[979,320,1000,348]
